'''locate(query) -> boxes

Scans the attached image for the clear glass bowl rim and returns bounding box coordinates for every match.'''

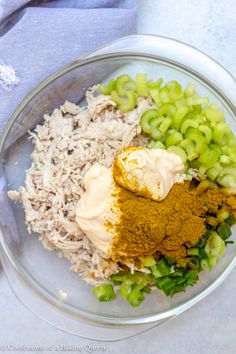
[0,34,236,326]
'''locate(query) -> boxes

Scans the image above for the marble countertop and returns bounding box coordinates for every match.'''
[1,0,236,353]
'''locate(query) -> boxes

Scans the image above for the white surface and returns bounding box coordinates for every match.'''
[1,0,236,353]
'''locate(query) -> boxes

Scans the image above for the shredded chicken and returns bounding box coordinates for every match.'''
[8,88,152,285]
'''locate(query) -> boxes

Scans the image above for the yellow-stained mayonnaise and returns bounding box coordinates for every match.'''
[113,147,184,201]
[75,164,119,254]
[76,147,185,255]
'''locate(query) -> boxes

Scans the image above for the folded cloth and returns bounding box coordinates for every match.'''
[0,0,137,134]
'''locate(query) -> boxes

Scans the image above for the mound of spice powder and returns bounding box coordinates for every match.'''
[109,181,236,266]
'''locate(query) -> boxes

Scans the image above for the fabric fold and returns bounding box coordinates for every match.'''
[0,0,137,134]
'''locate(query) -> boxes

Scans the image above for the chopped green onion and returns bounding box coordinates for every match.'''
[150,264,162,278]
[225,215,236,226]
[187,248,200,256]
[217,208,230,222]
[157,259,171,276]
[127,286,145,307]
[93,284,116,302]
[185,271,199,285]
[217,224,232,240]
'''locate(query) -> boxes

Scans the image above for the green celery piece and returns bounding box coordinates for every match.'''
[148,78,163,89]
[98,79,116,95]
[165,132,183,147]
[167,146,187,163]
[111,90,137,112]
[140,109,160,134]
[150,118,164,140]
[184,83,196,97]
[159,117,172,133]
[166,80,182,101]
[172,106,189,130]
[136,73,149,97]
[205,104,225,123]
[180,119,199,134]
[212,122,230,145]
[198,147,220,168]
[148,141,166,150]
[206,162,223,181]
[158,103,176,117]
[180,139,198,161]
[116,74,133,95]
[159,87,170,103]
[149,88,162,106]
[199,124,212,143]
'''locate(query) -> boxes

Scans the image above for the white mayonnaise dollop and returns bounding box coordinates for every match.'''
[75,164,119,254]
[113,147,184,201]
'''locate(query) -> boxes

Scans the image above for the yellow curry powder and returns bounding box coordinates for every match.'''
[109,181,236,266]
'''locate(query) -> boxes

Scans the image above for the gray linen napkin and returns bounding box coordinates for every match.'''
[0,0,137,134]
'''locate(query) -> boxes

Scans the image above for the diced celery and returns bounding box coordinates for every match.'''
[148,78,163,89]
[165,132,183,147]
[212,122,230,145]
[205,104,225,123]
[172,106,189,130]
[158,103,176,117]
[111,90,137,112]
[159,117,172,133]
[198,147,220,168]
[159,87,170,103]
[184,83,196,97]
[136,73,149,97]
[140,109,160,134]
[148,141,166,150]
[166,80,182,101]
[206,162,223,181]
[116,74,133,95]
[150,118,164,140]
[167,146,187,163]
[199,125,212,143]
[181,119,199,134]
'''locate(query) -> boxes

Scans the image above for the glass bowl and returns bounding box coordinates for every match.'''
[0,35,236,340]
